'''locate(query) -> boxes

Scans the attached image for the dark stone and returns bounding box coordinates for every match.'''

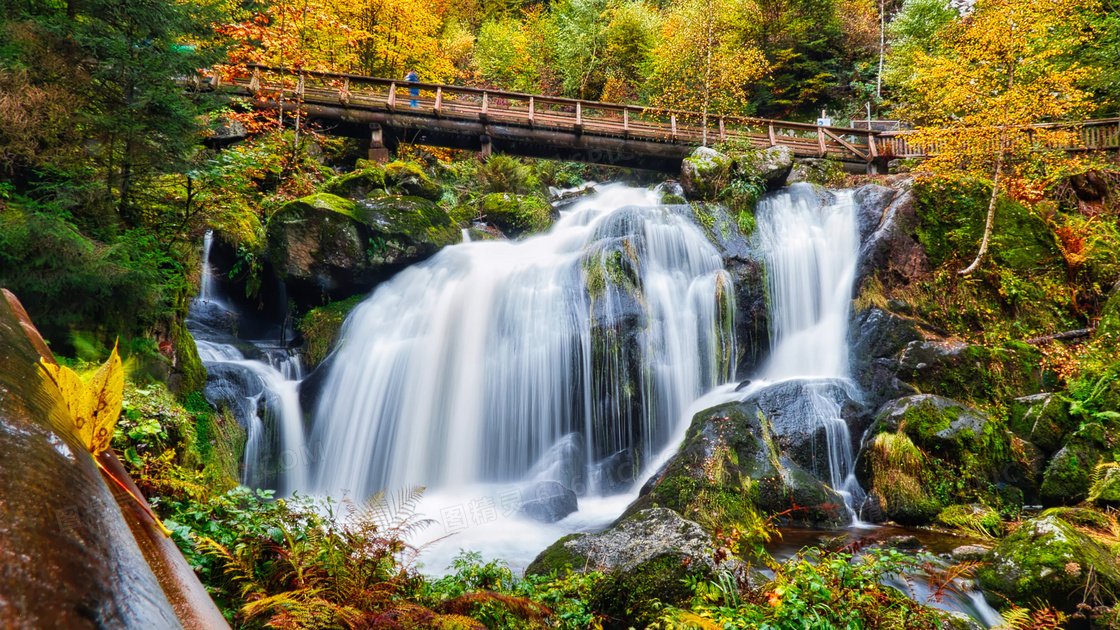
[1009,393,1073,455]
[265,193,460,307]
[886,535,922,549]
[518,481,579,523]
[852,184,897,243]
[855,186,931,294]
[596,448,639,495]
[847,307,923,408]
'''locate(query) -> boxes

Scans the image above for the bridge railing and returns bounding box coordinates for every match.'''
[228,65,886,163]
[218,65,1119,162]
[877,118,1120,158]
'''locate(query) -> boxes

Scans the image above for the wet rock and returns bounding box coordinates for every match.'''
[623,380,863,528]
[951,545,992,562]
[978,510,1120,607]
[936,504,1003,536]
[847,307,922,407]
[595,448,639,495]
[266,192,460,306]
[527,508,727,629]
[517,481,579,523]
[855,186,931,293]
[886,535,921,549]
[852,185,896,243]
[670,202,769,377]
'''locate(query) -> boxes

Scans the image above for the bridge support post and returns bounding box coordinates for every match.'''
[479,134,492,158]
[368,123,389,163]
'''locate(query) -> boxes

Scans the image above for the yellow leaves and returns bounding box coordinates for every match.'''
[41,343,123,456]
[41,344,172,537]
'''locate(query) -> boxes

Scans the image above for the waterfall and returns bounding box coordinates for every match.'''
[188,231,309,494]
[754,184,866,514]
[308,184,736,500]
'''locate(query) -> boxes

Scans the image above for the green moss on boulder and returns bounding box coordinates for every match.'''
[170,320,207,394]
[297,295,365,368]
[1009,393,1074,454]
[978,510,1120,607]
[1090,463,1120,507]
[898,340,1043,407]
[1040,423,1108,506]
[324,164,386,199]
[480,193,553,236]
[266,193,460,306]
[384,161,441,200]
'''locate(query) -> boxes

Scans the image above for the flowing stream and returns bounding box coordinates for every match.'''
[189,185,1000,626]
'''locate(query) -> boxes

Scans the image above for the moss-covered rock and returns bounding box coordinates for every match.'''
[897,339,1043,406]
[1009,393,1075,455]
[526,508,720,629]
[625,380,860,529]
[978,510,1120,607]
[680,147,730,201]
[1039,423,1108,506]
[383,161,441,200]
[296,295,364,368]
[266,192,460,306]
[170,319,207,394]
[856,395,1021,524]
[936,503,1003,536]
[479,193,552,236]
[323,164,386,199]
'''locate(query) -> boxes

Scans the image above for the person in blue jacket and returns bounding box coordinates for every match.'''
[406,69,419,107]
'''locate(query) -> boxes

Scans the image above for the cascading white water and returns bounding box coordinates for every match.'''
[753,184,866,514]
[189,231,309,494]
[309,184,735,499]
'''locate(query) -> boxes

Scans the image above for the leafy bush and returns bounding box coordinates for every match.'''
[477,155,539,194]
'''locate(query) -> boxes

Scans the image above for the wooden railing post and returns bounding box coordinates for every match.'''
[528,96,535,127]
[434,87,442,117]
[768,123,776,147]
[387,82,397,111]
[248,68,260,94]
[817,126,827,157]
[623,109,629,137]
[480,92,489,123]
[719,117,726,142]
[575,102,583,134]
[671,113,677,140]
[339,76,350,105]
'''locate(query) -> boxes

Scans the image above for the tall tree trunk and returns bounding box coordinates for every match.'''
[959,149,1003,275]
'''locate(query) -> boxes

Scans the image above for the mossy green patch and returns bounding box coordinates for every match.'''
[480,193,552,236]
[383,161,441,200]
[589,554,704,630]
[323,164,386,199]
[171,320,207,394]
[298,294,365,368]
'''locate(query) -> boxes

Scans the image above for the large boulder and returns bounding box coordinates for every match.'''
[856,395,1020,524]
[854,185,931,293]
[896,339,1044,406]
[1090,464,1120,507]
[323,162,386,199]
[680,147,730,200]
[847,307,923,408]
[517,481,579,523]
[624,379,863,529]
[479,192,553,236]
[978,509,1120,607]
[1008,393,1075,455]
[1040,422,1109,506]
[526,508,724,629]
[266,193,460,305]
[383,161,442,200]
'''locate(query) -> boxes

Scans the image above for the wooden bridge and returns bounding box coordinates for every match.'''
[213,65,1120,173]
